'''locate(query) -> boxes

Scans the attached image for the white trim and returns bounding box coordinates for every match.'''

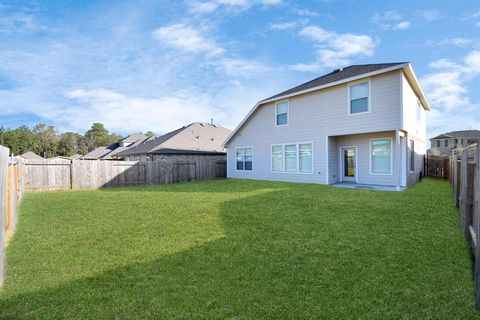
[235,146,253,172]
[401,136,407,187]
[223,63,419,147]
[275,100,289,127]
[270,141,313,174]
[325,136,329,184]
[339,146,358,183]
[369,138,394,175]
[347,79,371,116]
[400,72,404,129]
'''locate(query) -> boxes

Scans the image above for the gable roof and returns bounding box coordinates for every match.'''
[115,122,231,157]
[20,151,44,160]
[431,130,480,140]
[264,63,406,101]
[224,62,430,146]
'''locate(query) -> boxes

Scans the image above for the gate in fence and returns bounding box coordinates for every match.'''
[424,155,450,179]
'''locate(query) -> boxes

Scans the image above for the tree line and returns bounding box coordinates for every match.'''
[0,123,145,158]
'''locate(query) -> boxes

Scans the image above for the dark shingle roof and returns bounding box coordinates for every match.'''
[115,127,186,156]
[432,130,480,140]
[264,63,408,101]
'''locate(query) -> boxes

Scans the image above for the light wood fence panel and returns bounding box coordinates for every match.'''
[0,146,9,287]
[24,158,226,191]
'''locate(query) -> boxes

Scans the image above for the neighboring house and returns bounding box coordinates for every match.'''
[19,151,44,160]
[114,122,231,161]
[81,134,149,160]
[223,63,430,189]
[428,130,480,156]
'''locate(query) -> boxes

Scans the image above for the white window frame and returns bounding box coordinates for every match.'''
[270,141,313,174]
[275,100,289,127]
[347,79,371,116]
[235,146,253,172]
[369,138,393,175]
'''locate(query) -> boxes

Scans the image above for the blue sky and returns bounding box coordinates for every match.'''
[0,0,479,139]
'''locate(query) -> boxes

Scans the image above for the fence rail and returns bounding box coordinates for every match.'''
[451,143,480,308]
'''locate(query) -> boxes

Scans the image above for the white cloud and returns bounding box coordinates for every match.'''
[393,21,410,30]
[293,26,377,69]
[416,10,442,21]
[186,0,281,13]
[213,57,273,76]
[421,51,480,137]
[64,88,229,133]
[373,11,410,30]
[270,19,308,30]
[426,37,474,47]
[152,24,224,56]
[291,8,318,17]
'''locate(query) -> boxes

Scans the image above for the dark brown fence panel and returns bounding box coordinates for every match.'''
[425,155,450,179]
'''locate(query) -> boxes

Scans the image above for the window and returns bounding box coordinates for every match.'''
[436,140,440,147]
[272,143,313,173]
[299,143,313,173]
[276,101,288,126]
[370,139,392,174]
[444,140,448,147]
[236,147,252,171]
[409,140,415,172]
[272,145,283,172]
[285,144,297,172]
[349,82,369,114]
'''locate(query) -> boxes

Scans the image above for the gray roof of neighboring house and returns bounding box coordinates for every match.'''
[264,63,407,101]
[431,130,480,140]
[20,151,44,160]
[115,122,231,157]
[81,146,111,160]
[68,154,83,160]
[80,133,149,160]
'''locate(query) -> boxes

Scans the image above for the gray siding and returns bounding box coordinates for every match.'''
[335,132,398,186]
[227,71,402,185]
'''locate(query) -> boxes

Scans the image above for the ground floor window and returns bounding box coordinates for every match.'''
[272,143,312,173]
[236,147,253,171]
[370,139,392,174]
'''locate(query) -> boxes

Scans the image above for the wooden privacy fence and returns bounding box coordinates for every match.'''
[451,143,480,307]
[0,146,25,288]
[24,158,227,191]
[424,155,450,179]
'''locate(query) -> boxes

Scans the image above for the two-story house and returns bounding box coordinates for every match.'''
[428,130,480,156]
[223,63,430,189]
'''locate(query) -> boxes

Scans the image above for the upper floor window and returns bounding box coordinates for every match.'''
[276,101,289,126]
[349,82,369,114]
[436,140,440,147]
[444,140,448,147]
[236,147,252,171]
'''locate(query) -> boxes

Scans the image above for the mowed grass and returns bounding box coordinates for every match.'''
[0,178,478,319]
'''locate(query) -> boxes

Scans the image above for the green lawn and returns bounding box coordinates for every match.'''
[0,178,478,319]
